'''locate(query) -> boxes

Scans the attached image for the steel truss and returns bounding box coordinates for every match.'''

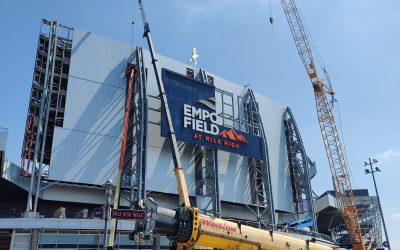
[194,69,221,216]
[331,196,383,248]
[23,19,73,213]
[358,198,382,248]
[238,89,275,228]
[283,107,316,230]
[108,47,149,248]
[121,47,148,205]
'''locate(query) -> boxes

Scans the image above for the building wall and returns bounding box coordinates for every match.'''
[0,128,7,152]
[48,28,297,214]
[0,128,7,171]
[49,30,128,185]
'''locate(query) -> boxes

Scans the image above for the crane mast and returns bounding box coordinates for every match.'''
[280,0,364,249]
[138,0,191,207]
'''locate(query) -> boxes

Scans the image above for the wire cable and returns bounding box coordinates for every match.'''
[299,9,325,69]
[130,0,135,54]
[296,3,327,78]
[268,0,274,25]
[334,100,357,187]
[266,0,274,33]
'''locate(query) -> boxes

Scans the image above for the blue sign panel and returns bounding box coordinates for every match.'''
[93,208,104,218]
[161,69,264,160]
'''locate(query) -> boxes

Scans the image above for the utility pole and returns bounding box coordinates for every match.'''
[103,180,114,250]
[364,158,391,250]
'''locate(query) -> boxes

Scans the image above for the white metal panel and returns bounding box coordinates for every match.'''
[253,92,293,213]
[49,127,120,184]
[62,76,124,137]
[2,160,31,191]
[145,144,196,196]
[0,129,7,151]
[217,151,251,203]
[41,184,113,205]
[265,132,293,212]
[146,112,196,196]
[48,29,128,185]
[69,29,132,88]
[314,192,338,213]
[45,28,306,213]
[221,203,258,221]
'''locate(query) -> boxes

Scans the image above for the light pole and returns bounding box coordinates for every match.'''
[103,179,114,250]
[364,158,390,250]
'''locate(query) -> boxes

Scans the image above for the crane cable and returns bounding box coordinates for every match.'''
[301,3,355,185]
[296,4,337,92]
[275,1,357,186]
[334,100,358,188]
[267,0,274,25]
[298,5,356,187]
[297,2,357,186]
[130,0,135,54]
[296,4,326,76]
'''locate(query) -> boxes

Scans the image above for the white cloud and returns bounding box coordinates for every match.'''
[177,0,229,19]
[180,2,205,19]
[376,149,400,159]
[393,213,400,219]
[373,149,400,167]
[177,0,265,20]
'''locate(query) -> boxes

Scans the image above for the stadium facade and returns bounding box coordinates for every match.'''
[0,19,382,249]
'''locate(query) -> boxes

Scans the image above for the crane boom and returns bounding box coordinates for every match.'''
[138,0,191,207]
[130,1,343,249]
[280,0,364,249]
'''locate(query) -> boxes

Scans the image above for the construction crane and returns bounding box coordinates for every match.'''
[127,1,343,249]
[279,0,364,249]
[137,0,191,208]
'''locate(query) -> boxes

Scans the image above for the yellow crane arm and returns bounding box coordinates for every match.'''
[196,213,340,250]
[280,0,364,248]
[138,0,191,207]
[132,201,342,250]
[130,1,344,249]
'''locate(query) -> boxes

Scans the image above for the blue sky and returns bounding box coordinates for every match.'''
[0,0,399,246]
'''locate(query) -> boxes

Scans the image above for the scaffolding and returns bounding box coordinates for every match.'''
[194,69,221,216]
[215,88,235,128]
[120,47,148,206]
[330,194,383,248]
[237,89,275,228]
[358,197,382,248]
[22,19,73,213]
[283,107,316,230]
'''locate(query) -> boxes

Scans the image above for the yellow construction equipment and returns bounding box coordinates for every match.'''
[126,1,344,249]
[279,0,364,249]
[132,198,342,249]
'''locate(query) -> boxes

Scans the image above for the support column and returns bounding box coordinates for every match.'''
[239,89,275,228]
[284,107,316,230]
